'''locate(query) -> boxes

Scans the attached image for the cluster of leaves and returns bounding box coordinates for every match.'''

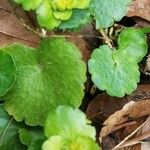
[0,38,99,149]
[14,0,91,30]
[14,0,132,30]
[0,0,149,149]
[88,28,147,97]
[43,105,99,150]
[1,38,86,126]
[0,104,99,149]
[0,104,46,150]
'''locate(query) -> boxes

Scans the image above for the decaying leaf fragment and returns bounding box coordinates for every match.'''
[100,99,150,137]
[127,0,150,22]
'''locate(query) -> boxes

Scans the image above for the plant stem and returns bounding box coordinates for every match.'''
[14,14,105,40]
[99,28,113,48]
[117,131,150,149]
[112,120,147,150]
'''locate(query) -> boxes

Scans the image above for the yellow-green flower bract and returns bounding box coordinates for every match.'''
[14,0,91,30]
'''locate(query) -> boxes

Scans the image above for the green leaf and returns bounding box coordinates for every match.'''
[75,0,91,9]
[0,50,16,97]
[42,135,99,150]
[88,28,147,97]
[44,105,96,140]
[69,135,99,150]
[19,127,45,147]
[118,28,148,63]
[3,38,86,126]
[14,0,43,10]
[19,129,32,146]
[53,10,72,20]
[0,105,26,150]
[50,0,77,11]
[90,0,131,28]
[28,139,45,150]
[42,136,62,150]
[89,45,139,97]
[36,0,61,30]
[19,127,45,150]
[43,105,99,150]
[140,27,150,34]
[50,0,91,11]
[59,9,92,30]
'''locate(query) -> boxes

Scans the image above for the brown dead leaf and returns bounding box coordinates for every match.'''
[86,85,150,123]
[101,118,145,150]
[127,0,150,22]
[139,116,150,150]
[86,85,150,149]
[100,100,150,137]
[140,116,150,133]
[141,142,150,150]
[0,0,40,47]
[107,116,150,150]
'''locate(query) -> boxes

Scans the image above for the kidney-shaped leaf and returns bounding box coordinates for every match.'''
[88,28,147,97]
[89,45,140,97]
[90,0,131,28]
[0,51,16,97]
[3,38,86,126]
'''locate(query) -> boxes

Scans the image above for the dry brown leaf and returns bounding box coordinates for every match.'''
[108,117,150,150]
[86,93,128,122]
[139,116,150,150]
[141,142,150,150]
[127,0,150,22]
[86,85,150,149]
[0,0,40,47]
[86,85,150,123]
[100,100,150,137]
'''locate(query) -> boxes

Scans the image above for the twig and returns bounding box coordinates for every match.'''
[99,28,113,48]
[6,1,106,40]
[117,131,150,149]
[90,85,97,95]
[46,34,104,39]
[19,18,105,40]
[112,120,147,150]
[19,18,46,37]
[6,12,105,40]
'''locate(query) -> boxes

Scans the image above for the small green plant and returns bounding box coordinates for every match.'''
[42,105,99,150]
[0,0,149,149]
[2,38,86,126]
[14,0,91,30]
[88,28,147,97]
